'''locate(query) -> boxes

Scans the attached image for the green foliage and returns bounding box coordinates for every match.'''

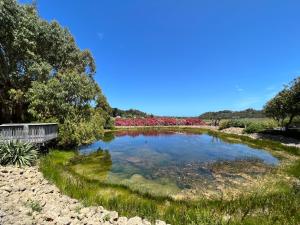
[200,109,266,120]
[264,77,300,129]
[243,121,275,134]
[219,119,277,133]
[0,0,113,146]
[103,116,115,129]
[27,71,99,123]
[111,108,150,118]
[0,0,96,122]
[57,110,106,146]
[219,119,248,130]
[25,199,43,213]
[0,141,38,166]
[287,160,300,179]
[26,71,111,146]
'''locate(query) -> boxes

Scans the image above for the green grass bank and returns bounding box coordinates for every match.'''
[39,128,300,225]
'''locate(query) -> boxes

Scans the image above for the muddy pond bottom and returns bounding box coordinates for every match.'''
[77,130,279,199]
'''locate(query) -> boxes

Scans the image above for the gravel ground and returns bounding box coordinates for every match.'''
[0,166,169,225]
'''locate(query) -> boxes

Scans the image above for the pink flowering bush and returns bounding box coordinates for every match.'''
[115,117,205,126]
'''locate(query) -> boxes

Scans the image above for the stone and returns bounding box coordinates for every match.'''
[117,216,128,224]
[44,210,59,221]
[143,219,152,225]
[0,210,6,218]
[18,186,26,192]
[127,216,143,225]
[222,214,231,222]
[80,207,90,215]
[56,216,72,225]
[0,165,170,225]
[108,211,118,222]
[2,185,12,193]
[155,220,167,225]
[77,214,84,221]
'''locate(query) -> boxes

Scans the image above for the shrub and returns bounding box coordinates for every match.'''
[243,121,277,134]
[243,123,266,133]
[58,111,105,147]
[0,141,38,167]
[219,119,249,130]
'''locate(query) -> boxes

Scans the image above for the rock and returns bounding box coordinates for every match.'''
[18,186,26,192]
[108,211,118,222]
[156,220,167,225]
[117,217,128,224]
[44,210,59,221]
[0,165,169,225]
[0,210,6,218]
[222,214,231,222]
[56,216,72,225]
[77,213,84,221]
[1,169,9,173]
[2,185,12,193]
[127,216,143,225]
[99,209,110,220]
[143,219,152,225]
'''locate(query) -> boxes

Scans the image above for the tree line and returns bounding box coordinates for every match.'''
[111,108,150,118]
[199,109,265,120]
[199,77,300,130]
[0,0,112,146]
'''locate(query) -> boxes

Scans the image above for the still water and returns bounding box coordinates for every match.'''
[77,130,279,198]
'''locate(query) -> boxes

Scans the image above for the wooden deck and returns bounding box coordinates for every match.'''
[0,123,58,144]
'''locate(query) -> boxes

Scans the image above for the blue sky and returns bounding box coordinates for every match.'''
[20,0,300,116]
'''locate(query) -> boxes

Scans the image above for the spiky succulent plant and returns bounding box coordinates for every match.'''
[0,141,38,167]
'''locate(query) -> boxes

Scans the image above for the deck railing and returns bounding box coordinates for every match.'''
[0,123,58,144]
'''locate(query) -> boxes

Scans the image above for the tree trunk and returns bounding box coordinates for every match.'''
[285,115,295,131]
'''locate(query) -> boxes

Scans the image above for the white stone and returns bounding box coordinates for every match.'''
[155,220,167,225]
[127,216,143,225]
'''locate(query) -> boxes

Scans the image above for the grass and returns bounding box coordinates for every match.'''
[25,199,43,214]
[287,160,300,179]
[39,128,300,225]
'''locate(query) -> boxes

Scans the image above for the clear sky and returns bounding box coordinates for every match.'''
[20,0,300,116]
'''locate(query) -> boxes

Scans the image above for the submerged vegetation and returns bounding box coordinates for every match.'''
[40,128,300,225]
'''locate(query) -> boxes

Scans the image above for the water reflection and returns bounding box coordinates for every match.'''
[77,130,279,198]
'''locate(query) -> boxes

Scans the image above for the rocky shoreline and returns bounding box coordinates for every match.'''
[0,166,168,225]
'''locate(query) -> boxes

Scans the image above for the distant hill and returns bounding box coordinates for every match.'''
[111,108,151,118]
[199,108,265,120]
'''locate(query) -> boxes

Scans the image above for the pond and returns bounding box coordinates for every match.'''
[77,130,279,199]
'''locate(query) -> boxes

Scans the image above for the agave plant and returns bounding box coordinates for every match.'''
[0,141,38,167]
